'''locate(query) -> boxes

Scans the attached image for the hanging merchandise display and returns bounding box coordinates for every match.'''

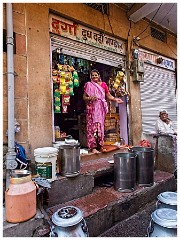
[52,63,79,114]
[109,70,130,98]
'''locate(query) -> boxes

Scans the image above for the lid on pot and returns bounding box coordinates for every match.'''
[157,192,177,205]
[11,170,32,178]
[151,208,177,228]
[52,206,83,227]
[53,141,66,147]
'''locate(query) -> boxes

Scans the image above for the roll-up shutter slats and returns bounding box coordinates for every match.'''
[50,35,126,68]
[140,64,177,133]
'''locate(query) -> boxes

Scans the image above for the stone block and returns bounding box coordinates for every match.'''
[13,3,25,14]
[3,208,44,237]
[13,11,25,34]
[15,34,26,56]
[47,174,94,207]
[14,55,27,77]
[155,135,177,173]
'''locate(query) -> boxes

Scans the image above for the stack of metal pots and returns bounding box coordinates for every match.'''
[147,191,177,237]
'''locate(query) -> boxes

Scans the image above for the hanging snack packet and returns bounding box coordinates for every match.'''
[69,86,74,96]
[54,90,60,98]
[73,71,79,87]
[62,95,70,105]
[52,75,58,83]
[54,105,61,113]
[62,105,68,113]
[60,85,66,94]
[65,86,70,95]
[54,96,61,106]
[73,78,79,87]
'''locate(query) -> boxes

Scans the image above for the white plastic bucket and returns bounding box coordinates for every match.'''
[34,147,58,181]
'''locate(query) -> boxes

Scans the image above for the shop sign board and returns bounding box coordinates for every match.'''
[49,13,126,55]
[138,49,175,71]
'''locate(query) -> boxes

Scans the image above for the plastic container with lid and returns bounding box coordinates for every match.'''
[5,170,36,223]
[34,147,58,181]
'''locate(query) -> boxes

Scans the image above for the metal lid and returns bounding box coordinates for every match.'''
[157,192,177,205]
[131,146,154,152]
[59,143,80,149]
[51,206,83,227]
[151,208,177,228]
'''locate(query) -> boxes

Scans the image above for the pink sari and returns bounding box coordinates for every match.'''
[84,81,108,150]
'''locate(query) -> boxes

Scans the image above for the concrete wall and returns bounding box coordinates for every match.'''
[3,3,177,160]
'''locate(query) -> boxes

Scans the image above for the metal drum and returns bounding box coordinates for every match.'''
[156,191,177,210]
[147,208,177,237]
[50,206,89,237]
[113,152,137,192]
[59,143,80,177]
[131,147,154,187]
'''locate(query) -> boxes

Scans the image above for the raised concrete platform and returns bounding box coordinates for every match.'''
[3,152,176,237]
[46,170,176,237]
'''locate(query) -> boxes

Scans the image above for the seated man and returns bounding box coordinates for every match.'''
[154,109,177,173]
[155,109,177,135]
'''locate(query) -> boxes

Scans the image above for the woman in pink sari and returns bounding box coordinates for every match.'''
[83,69,123,154]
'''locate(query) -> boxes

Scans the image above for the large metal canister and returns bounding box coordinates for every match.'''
[131,147,154,187]
[156,191,177,210]
[59,144,80,177]
[113,152,137,192]
[5,170,36,223]
[147,208,177,237]
[53,141,66,173]
[50,206,89,237]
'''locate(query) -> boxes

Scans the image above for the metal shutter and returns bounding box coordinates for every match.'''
[50,35,126,68]
[140,64,177,133]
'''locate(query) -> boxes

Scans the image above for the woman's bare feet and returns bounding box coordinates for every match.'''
[91,148,101,154]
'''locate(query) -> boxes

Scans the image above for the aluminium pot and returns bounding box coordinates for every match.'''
[59,143,80,177]
[50,206,89,237]
[130,147,154,187]
[147,208,177,237]
[156,191,177,210]
[113,152,137,192]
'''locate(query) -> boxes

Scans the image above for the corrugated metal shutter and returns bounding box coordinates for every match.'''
[50,35,126,68]
[140,64,177,133]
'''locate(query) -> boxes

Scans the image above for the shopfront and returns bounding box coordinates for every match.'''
[49,13,129,147]
[138,49,177,134]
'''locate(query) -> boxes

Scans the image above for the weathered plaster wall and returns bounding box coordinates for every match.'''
[3,3,177,159]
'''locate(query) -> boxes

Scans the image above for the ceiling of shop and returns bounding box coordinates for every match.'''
[122,3,177,35]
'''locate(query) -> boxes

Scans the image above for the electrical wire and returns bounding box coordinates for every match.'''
[107,13,114,36]
[127,20,132,38]
[101,3,106,36]
[165,43,177,56]
[134,3,176,41]
[158,3,175,25]
[136,3,163,38]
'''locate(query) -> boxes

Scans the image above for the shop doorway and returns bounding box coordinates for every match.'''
[52,51,128,147]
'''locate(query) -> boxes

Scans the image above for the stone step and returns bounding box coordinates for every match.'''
[46,170,176,237]
[99,201,157,237]
[47,156,115,207]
